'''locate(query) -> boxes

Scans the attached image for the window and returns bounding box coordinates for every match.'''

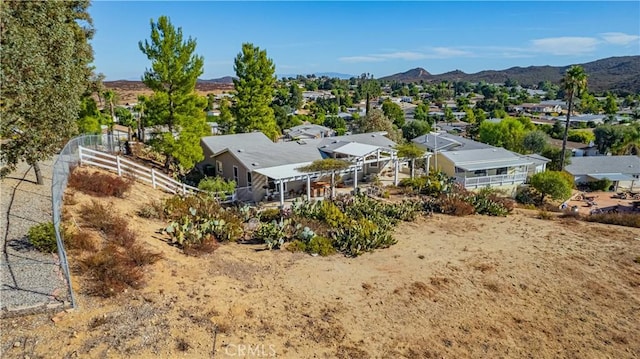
[474,170,487,176]
[216,161,223,175]
[247,172,252,187]
[496,167,507,175]
[233,166,239,183]
[204,164,215,176]
[369,161,378,168]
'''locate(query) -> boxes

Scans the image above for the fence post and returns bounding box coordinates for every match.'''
[182,182,186,194]
[151,169,157,189]
[78,146,84,166]
[116,156,122,176]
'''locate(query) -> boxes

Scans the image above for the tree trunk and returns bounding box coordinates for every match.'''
[31,161,44,185]
[366,93,370,115]
[164,154,173,171]
[559,95,573,171]
[410,159,415,179]
[330,171,335,200]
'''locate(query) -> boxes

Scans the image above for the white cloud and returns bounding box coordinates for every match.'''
[431,47,471,57]
[530,37,599,55]
[338,55,385,63]
[338,47,472,63]
[600,32,640,45]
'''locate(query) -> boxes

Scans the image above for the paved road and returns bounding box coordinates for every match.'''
[0,160,69,317]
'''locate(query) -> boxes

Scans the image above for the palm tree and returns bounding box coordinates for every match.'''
[559,65,588,170]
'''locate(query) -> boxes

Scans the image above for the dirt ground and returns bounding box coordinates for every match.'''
[565,190,640,215]
[1,180,640,358]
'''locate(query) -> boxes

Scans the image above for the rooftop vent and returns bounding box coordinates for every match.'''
[237,149,243,152]
[252,163,259,166]
[371,134,376,137]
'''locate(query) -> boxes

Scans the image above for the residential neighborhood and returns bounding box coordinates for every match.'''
[2,1,639,358]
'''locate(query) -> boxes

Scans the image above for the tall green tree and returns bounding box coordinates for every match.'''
[357,73,381,115]
[1,0,95,184]
[354,109,402,142]
[233,43,279,141]
[382,100,405,127]
[603,92,619,118]
[559,65,588,170]
[523,130,549,154]
[138,15,209,171]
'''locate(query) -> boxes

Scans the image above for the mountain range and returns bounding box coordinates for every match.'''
[104,56,639,94]
[379,56,640,94]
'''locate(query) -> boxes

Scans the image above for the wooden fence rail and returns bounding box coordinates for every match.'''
[78,146,237,201]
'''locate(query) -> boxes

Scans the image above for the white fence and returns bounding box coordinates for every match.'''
[456,172,528,188]
[78,146,244,202]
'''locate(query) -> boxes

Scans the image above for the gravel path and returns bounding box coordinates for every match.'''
[1,160,70,317]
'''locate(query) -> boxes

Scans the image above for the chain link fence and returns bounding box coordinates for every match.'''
[52,134,123,308]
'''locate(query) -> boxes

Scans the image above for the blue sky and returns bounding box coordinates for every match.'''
[89,1,640,80]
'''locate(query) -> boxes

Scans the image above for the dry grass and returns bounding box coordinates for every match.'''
[77,245,145,297]
[68,168,134,198]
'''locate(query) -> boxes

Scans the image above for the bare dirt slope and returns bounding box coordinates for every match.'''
[1,179,639,358]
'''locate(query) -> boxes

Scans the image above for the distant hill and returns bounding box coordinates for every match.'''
[198,76,235,84]
[278,72,355,79]
[380,56,640,94]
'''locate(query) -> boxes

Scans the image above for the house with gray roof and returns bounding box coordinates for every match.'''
[283,124,334,140]
[564,156,640,190]
[199,131,412,204]
[413,132,539,192]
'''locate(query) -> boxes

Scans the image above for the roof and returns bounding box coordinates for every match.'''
[412,132,492,152]
[565,156,640,176]
[201,131,397,172]
[285,124,332,139]
[332,142,381,157]
[587,173,636,181]
[440,148,533,171]
[201,132,273,155]
[519,153,551,165]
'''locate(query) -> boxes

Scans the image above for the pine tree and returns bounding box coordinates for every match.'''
[1,0,95,184]
[233,43,280,141]
[138,15,209,172]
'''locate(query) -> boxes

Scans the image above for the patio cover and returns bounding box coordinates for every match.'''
[254,162,358,182]
[253,162,314,182]
[332,142,383,158]
[587,173,636,182]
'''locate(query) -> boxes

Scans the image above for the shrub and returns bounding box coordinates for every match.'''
[530,171,573,203]
[286,240,307,253]
[163,195,245,248]
[255,219,293,250]
[259,208,281,223]
[588,178,612,192]
[78,245,145,297]
[127,244,164,266]
[137,200,165,219]
[537,210,553,220]
[585,213,640,228]
[515,186,540,206]
[182,236,219,257]
[306,236,336,256]
[28,222,57,253]
[198,177,236,196]
[332,218,396,257]
[68,169,134,198]
[63,228,98,252]
[438,195,476,216]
